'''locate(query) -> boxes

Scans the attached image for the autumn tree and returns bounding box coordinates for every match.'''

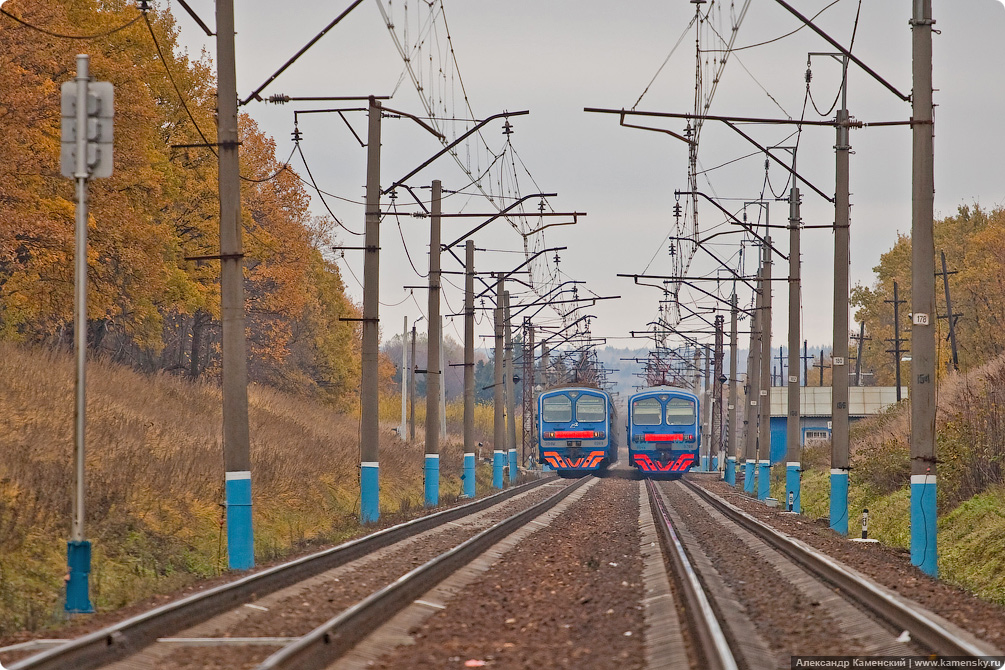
[0,0,369,405]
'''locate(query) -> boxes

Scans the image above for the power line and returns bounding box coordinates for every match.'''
[1,6,142,39]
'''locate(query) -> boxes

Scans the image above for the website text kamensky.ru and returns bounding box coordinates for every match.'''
[791,658,1005,669]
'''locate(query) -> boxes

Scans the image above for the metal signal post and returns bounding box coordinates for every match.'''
[60,52,114,614]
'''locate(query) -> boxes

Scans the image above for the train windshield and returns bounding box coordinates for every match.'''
[542,395,573,423]
[575,395,606,422]
[666,397,697,426]
[632,398,662,426]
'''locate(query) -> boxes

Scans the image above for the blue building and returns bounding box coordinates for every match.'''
[766,387,906,464]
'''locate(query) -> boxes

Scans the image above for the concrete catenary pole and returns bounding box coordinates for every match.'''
[525,320,536,468]
[359,96,382,523]
[744,264,763,493]
[503,291,518,483]
[830,61,852,536]
[410,321,418,441]
[541,343,550,388]
[725,292,739,486]
[493,276,506,488]
[439,317,447,437]
[702,347,712,470]
[217,1,254,569]
[786,172,803,513]
[424,180,442,507]
[400,316,407,438]
[758,231,772,501]
[462,241,476,497]
[910,0,938,577]
[713,315,725,472]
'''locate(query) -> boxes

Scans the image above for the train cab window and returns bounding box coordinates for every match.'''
[542,395,573,423]
[575,395,606,422]
[632,398,662,426]
[665,397,697,426]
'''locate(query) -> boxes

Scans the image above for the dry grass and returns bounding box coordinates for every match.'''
[378,393,499,448]
[850,352,1005,508]
[0,341,476,634]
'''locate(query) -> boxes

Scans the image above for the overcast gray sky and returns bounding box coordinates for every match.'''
[174,0,1005,370]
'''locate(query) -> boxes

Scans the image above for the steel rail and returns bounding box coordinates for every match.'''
[258,477,590,669]
[10,477,555,670]
[647,479,738,670]
[681,480,999,658]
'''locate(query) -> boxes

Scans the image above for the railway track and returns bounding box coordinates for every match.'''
[8,475,582,670]
[644,477,1001,668]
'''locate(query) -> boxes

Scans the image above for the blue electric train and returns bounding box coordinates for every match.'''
[627,386,700,475]
[537,386,619,474]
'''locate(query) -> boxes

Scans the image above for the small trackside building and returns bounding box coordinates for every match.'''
[766,386,907,464]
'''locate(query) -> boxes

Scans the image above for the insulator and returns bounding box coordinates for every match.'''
[269,94,291,105]
[805,68,812,84]
[291,125,302,142]
[502,119,513,135]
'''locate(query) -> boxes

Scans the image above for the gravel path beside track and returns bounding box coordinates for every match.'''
[100,481,567,670]
[370,476,646,670]
[695,476,1005,652]
[661,480,915,667]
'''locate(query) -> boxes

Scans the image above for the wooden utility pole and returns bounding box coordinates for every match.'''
[937,250,961,372]
[885,281,907,401]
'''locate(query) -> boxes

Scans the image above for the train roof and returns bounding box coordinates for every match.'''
[539,384,611,397]
[628,386,698,400]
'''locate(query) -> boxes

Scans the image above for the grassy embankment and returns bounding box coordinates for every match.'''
[770,354,1005,605]
[0,342,498,635]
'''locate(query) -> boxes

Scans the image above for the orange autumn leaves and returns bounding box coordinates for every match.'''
[0,0,364,404]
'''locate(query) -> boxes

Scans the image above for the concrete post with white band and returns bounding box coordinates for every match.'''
[492,450,505,489]
[757,459,770,501]
[911,473,937,576]
[225,470,253,569]
[463,452,476,498]
[829,468,850,536]
[725,456,736,486]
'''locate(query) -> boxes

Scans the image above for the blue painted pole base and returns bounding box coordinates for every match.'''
[757,460,771,500]
[725,457,736,486]
[711,455,718,471]
[743,460,755,494]
[508,449,518,484]
[462,452,476,498]
[492,450,505,489]
[361,462,380,524]
[785,463,801,513]
[424,454,440,507]
[226,471,254,570]
[700,455,709,472]
[911,474,938,577]
[830,469,849,536]
[65,540,94,614]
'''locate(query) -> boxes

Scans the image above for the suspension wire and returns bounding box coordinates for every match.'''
[705,0,845,53]
[294,142,362,236]
[808,0,862,118]
[392,200,429,278]
[1,6,142,39]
